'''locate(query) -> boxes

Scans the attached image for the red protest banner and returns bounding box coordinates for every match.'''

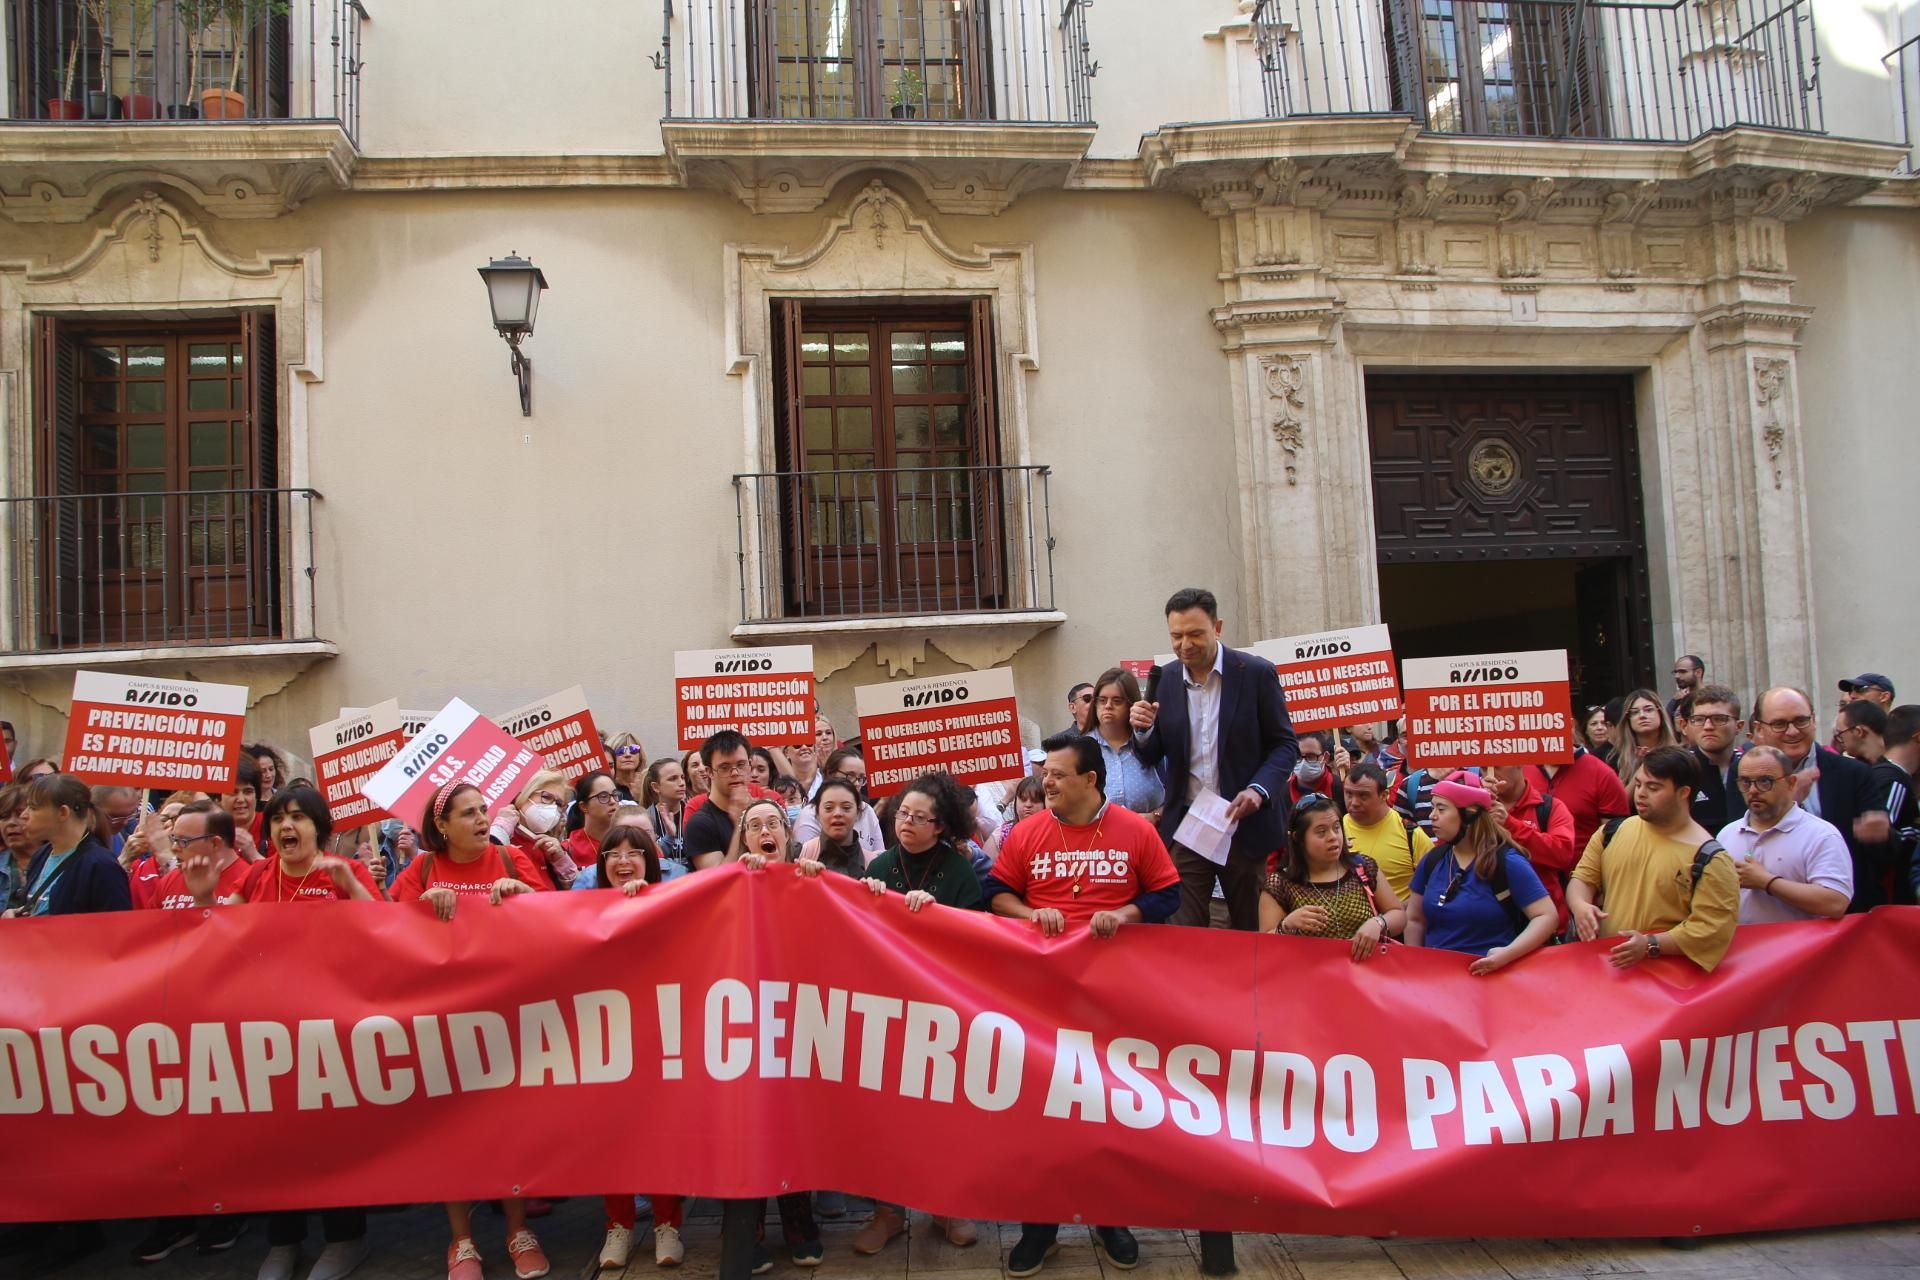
[2,868,1917,1237]
[1251,624,1403,731]
[674,647,814,750]
[501,686,609,781]
[0,732,10,783]
[857,668,1023,798]
[360,699,546,828]
[1402,649,1575,769]
[309,701,406,834]
[61,670,249,791]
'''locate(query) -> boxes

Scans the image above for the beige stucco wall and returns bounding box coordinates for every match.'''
[0,179,1233,765]
[1787,205,1920,709]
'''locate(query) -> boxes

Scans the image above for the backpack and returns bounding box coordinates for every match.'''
[1414,842,1532,937]
[1600,816,1726,894]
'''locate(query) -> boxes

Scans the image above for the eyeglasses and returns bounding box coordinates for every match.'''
[741,817,787,834]
[587,791,620,806]
[1687,713,1736,727]
[713,760,750,774]
[614,746,644,757]
[1737,775,1785,792]
[896,810,937,827]
[605,847,644,860]
[837,771,867,784]
[175,833,215,847]
[1756,716,1816,735]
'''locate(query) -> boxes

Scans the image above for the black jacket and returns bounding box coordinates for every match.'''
[20,834,131,916]
[1689,745,1745,833]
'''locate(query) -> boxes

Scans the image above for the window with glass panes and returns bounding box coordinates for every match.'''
[773,300,1002,616]
[752,0,988,120]
[35,313,279,647]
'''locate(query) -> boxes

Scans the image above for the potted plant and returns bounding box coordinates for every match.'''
[192,0,288,119]
[121,0,162,118]
[47,4,92,117]
[80,0,124,119]
[888,67,924,120]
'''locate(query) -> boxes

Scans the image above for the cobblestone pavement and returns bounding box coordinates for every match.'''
[14,1201,1920,1280]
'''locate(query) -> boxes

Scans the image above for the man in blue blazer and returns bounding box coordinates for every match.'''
[1132,587,1299,930]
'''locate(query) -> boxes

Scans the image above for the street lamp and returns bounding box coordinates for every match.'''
[477,252,549,416]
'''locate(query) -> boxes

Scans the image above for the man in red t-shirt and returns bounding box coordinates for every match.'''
[984,732,1176,1273]
[146,802,250,910]
[987,732,1181,936]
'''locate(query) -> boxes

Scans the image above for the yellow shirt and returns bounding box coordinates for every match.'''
[1344,811,1432,900]
[1571,817,1740,971]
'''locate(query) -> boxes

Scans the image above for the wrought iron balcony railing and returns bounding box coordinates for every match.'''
[662,0,1093,124]
[1251,0,1823,142]
[5,0,366,143]
[1888,33,1919,172]
[0,487,321,655]
[731,464,1055,624]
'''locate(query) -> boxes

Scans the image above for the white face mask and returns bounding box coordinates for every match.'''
[522,801,562,835]
[1295,760,1326,783]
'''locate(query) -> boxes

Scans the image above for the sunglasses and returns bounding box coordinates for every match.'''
[1295,793,1337,813]
[614,746,644,757]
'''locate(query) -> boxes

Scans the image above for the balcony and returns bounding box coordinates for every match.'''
[1890,34,1919,173]
[1,0,365,221]
[0,487,324,664]
[1250,0,1824,142]
[730,463,1058,636]
[658,0,1098,213]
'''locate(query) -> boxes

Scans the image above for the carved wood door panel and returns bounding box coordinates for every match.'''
[1366,376,1644,563]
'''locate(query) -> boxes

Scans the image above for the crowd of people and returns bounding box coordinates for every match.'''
[1,588,1915,1280]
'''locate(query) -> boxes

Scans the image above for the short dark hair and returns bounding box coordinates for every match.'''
[1298,731,1332,754]
[230,754,261,796]
[1681,655,1706,673]
[1164,587,1218,620]
[700,730,751,769]
[1041,730,1105,794]
[174,798,236,847]
[1691,684,1741,719]
[0,782,24,820]
[597,822,662,887]
[1840,700,1888,736]
[1635,744,1700,798]
[261,783,333,848]
[898,771,974,843]
[750,745,786,782]
[1886,705,1920,748]
[814,776,862,811]
[1067,682,1093,701]
[823,748,864,777]
[1344,761,1391,794]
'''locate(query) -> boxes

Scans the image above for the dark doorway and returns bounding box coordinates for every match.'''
[1366,374,1654,707]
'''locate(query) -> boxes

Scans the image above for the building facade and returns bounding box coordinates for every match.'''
[2,0,1917,765]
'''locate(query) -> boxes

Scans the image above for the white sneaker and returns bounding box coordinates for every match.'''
[258,1245,301,1280]
[307,1238,372,1280]
[654,1225,684,1268]
[598,1226,633,1271]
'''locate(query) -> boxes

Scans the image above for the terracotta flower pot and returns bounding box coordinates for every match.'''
[45,98,85,120]
[125,94,161,120]
[200,88,246,119]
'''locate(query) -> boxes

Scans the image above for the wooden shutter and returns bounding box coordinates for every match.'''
[251,6,291,118]
[241,310,280,630]
[966,297,1004,601]
[33,313,82,645]
[776,299,810,610]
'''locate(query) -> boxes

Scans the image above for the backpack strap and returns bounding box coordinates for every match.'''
[1487,849,1531,937]
[1414,843,1446,889]
[1602,815,1629,847]
[1689,839,1726,892]
[1535,794,1554,830]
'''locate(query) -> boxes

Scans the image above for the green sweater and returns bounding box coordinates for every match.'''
[864,841,983,910]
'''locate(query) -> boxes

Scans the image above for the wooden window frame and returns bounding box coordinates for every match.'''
[1388,0,1609,138]
[747,0,993,121]
[770,296,1004,618]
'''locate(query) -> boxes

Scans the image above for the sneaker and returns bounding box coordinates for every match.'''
[654,1225,684,1268]
[1006,1232,1059,1278]
[812,1191,847,1219]
[1095,1227,1140,1270]
[199,1216,249,1254]
[750,1244,772,1275]
[931,1216,978,1247]
[260,1244,303,1280]
[131,1219,198,1264]
[507,1230,550,1280]
[307,1237,372,1280]
[790,1237,824,1268]
[447,1238,483,1280]
[598,1227,632,1271]
[852,1205,906,1255]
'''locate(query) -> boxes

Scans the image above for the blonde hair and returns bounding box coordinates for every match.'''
[513,770,570,811]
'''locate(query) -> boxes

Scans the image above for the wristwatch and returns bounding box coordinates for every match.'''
[1645,933,1662,958]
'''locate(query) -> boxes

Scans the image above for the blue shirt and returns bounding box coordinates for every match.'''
[1409,846,1547,957]
[27,849,75,917]
[1093,734,1165,815]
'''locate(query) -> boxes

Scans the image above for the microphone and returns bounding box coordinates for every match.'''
[1145,664,1161,706]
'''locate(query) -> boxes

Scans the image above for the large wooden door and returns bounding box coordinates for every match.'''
[1366,374,1653,693]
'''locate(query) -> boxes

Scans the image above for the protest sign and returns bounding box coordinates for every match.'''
[361,699,545,828]
[674,647,815,750]
[61,671,248,791]
[341,709,434,739]
[308,702,406,834]
[857,668,1023,797]
[501,686,609,781]
[2,868,1917,1239]
[1401,649,1576,768]
[0,734,10,783]
[1251,624,1402,731]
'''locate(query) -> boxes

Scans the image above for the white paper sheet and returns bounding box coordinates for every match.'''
[1173,788,1238,866]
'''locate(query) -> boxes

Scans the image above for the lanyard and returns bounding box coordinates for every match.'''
[21,852,78,916]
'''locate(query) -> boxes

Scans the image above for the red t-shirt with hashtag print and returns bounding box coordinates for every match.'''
[991,803,1178,926]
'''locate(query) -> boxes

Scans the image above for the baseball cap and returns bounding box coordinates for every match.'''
[1839,673,1896,696]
